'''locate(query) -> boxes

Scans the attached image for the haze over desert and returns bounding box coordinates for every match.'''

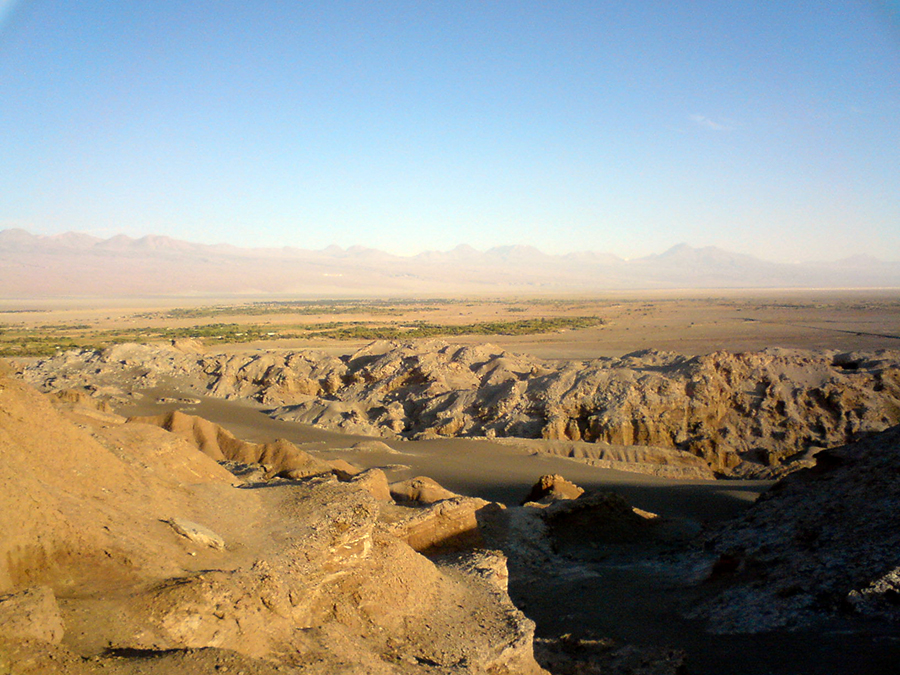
[2,1,899,673]
[2,229,900,299]
[3,229,900,673]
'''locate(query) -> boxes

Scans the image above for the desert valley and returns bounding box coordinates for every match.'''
[2,232,900,674]
[4,0,898,672]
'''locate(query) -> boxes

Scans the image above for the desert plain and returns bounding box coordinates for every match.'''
[3,289,899,357]
[2,290,900,674]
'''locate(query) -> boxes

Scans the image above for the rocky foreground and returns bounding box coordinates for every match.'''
[0,373,544,674]
[4,365,900,673]
[696,424,900,633]
[21,340,900,477]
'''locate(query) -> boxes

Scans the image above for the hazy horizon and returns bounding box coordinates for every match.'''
[3,225,900,301]
[4,225,900,264]
[2,2,898,263]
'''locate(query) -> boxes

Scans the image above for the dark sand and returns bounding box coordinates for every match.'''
[117,389,900,674]
[119,388,765,523]
[112,376,900,675]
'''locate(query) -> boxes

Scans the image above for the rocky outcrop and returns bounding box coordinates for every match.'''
[694,424,900,633]
[348,467,393,501]
[522,474,585,505]
[0,374,545,674]
[476,482,697,674]
[20,341,900,476]
[379,478,492,553]
[380,497,491,553]
[128,409,335,478]
[495,439,716,480]
[541,491,663,558]
[390,476,462,504]
[0,587,65,644]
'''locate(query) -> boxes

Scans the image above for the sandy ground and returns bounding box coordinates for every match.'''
[118,388,765,527]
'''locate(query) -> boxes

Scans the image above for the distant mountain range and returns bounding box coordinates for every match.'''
[1,228,898,298]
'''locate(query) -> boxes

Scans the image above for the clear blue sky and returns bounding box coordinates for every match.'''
[1,1,898,261]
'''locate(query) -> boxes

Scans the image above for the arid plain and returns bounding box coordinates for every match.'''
[3,289,899,359]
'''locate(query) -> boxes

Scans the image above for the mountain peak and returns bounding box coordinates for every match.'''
[96,234,136,250]
[657,243,696,258]
[484,244,548,261]
[0,228,40,246]
[1,228,897,295]
[134,235,193,250]
[48,231,101,248]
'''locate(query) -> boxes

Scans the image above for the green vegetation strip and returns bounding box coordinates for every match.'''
[0,316,603,357]
[134,299,451,320]
[132,297,594,321]
[303,316,603,340]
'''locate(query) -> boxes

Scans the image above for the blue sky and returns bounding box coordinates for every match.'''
[1,1,898,261]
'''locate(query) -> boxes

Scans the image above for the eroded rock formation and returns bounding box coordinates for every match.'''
[19,341,900,476]
[695,423,900,633]
[0,374,544,674]
[128,409,336,479]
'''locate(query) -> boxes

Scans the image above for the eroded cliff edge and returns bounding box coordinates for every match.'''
[6,358,900,674]
[20,340,900,477]
[0,374,544,674]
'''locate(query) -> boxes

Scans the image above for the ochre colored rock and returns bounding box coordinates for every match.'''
[0,375,544,673]
[390,475,460,504]
[0,586,65,644]
[522,474,585,505]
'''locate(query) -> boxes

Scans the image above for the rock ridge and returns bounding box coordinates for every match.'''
[20,341,900,477]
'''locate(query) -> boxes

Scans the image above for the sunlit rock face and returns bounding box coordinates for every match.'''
[0,374,545,674]
[23,341,900,477]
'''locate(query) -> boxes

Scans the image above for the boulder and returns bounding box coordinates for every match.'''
[390,476,461,504]
[346,468,392,501]
[0,586,64,644]
[522,474,584,505]
[542,491,660,553]
[327,458,361,479]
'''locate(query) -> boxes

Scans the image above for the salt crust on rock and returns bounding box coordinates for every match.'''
[696,424,900,632]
